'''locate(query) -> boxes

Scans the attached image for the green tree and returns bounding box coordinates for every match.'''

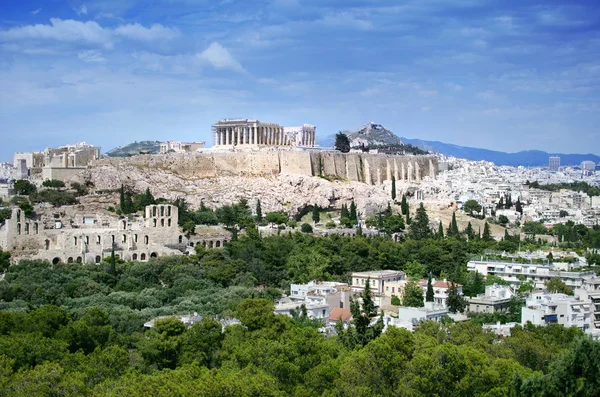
[42,179,65,188]
[447,212,460,237]
[182,220,196,238]
[516,198,523,215]
[334,132,351,153]
[265,212,288,227]
[402,279,424,307]
[498,214,509,226]
[438,220,444,239]
[401,195,408,215]
[340,204,350,220]
[349,201,357,222]
[391,295,402,305]
[463,199,482,216]
[255,199,263,223]
[301,223,313,233]
[482,222,493,242]
[0,249,10,272]
[464,222,475,240]
[408,202,432,240]
[391,176,396,201]
[14,180,37,196]
[545,278,574,295]
[426,277,434,302]
[312,204,320,224]
[447,282,467,313]
[119,185,135,214]
[337,279,383,349]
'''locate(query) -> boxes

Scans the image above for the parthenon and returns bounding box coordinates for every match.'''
[213,119,316,148]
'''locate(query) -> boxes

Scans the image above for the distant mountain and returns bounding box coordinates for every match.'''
[342,122,404,147]
[106,141,161,157]
[400,137,600,167]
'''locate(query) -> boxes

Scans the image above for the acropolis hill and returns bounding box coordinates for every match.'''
[94,151,437,184]
[84,150,437,217]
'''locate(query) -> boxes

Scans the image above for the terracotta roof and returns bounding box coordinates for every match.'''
[329,307,352,322]
[432,281,463,288]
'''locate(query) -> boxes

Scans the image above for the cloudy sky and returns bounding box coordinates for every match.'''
[1,0,599,161]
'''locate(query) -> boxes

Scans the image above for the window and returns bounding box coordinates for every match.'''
[144,236,149,244]
[340,301,344,309]
[167,206,171,216]
[392,287,395,293]
[160,219,165,227]
[85,236,89,245]
[152,207,157,217]
[153,219,157,227]
[134,234,138,243]
[160,206,164,216]
[122,234,127,243]
[97,236,101,244]
[74,236,78,246]
[168,219,171,227]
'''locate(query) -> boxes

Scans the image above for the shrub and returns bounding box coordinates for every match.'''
[301,223,313,233]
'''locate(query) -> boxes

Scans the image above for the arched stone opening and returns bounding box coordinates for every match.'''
[95,255,101,263]
[215,240,221,248]
[45,239,50,250]
[209,241,214,249]
[52,257,61,265]
[178,235,183,244]
[141,253,147,261]
[150,252,158,258]
[67,257,74,263]
[132,253,138,261]
[76,257,82,263]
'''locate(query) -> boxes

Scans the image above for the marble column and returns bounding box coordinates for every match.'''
[225,128,229,145]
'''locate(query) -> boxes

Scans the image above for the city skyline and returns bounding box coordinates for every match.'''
[1,0,600,162]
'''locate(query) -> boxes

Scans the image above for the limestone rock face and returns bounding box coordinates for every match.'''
[84,164,414,217]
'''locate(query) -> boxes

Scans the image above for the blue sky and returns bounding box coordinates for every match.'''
[1,0,599,161]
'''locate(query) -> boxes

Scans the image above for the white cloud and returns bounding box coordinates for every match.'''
[0,19,181,52]
[31,8,41,15]
[76,4,88,16]
[197,42,244,73]
[445,82,464,91]
[473,39,488,49]
[78,49,106,63]
[0,18,113,49]
[319,13,373,31]
[114,23,180,41]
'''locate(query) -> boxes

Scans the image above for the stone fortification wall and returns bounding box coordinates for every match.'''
[93,151,437,183]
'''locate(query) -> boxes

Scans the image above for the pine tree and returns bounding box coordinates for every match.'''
[482,222,493,241]
[447,282,467,313]
[401,195,408,215]
[255,199,263,223]
[504,228,511,241]
[405,211,411,225]
[119,185,125,213]
[464,222,474,240]
[391,176,396,201]
[515,198,523,215]
[496,196,504,210]
[349,201,357,222]
[377,212,384,229]
[409,202,432,240]
[140,187,155,208]
[312,203,320,224]
[438,220,444,239]
[385,202,393,218]
[341,204,350,220]
[506,194,513,209]
[426,276,434,302]
[447,212,459,237]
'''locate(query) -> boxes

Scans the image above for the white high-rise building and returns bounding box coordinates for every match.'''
[549,156,560,171]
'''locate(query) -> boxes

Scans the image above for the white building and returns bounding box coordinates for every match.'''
[274,300,330,321]
[159,141,205,154]
[418,278,463,308]
[290,280,348,301]
[468,259,595,290]
[351,270,406,294]
[398,304,450,326]
[467,284,515,314]
[521,292,590,331]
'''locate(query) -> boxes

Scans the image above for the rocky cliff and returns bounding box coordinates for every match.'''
[84,151,438,216]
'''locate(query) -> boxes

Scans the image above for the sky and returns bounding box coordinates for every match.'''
[1,0,600,161]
